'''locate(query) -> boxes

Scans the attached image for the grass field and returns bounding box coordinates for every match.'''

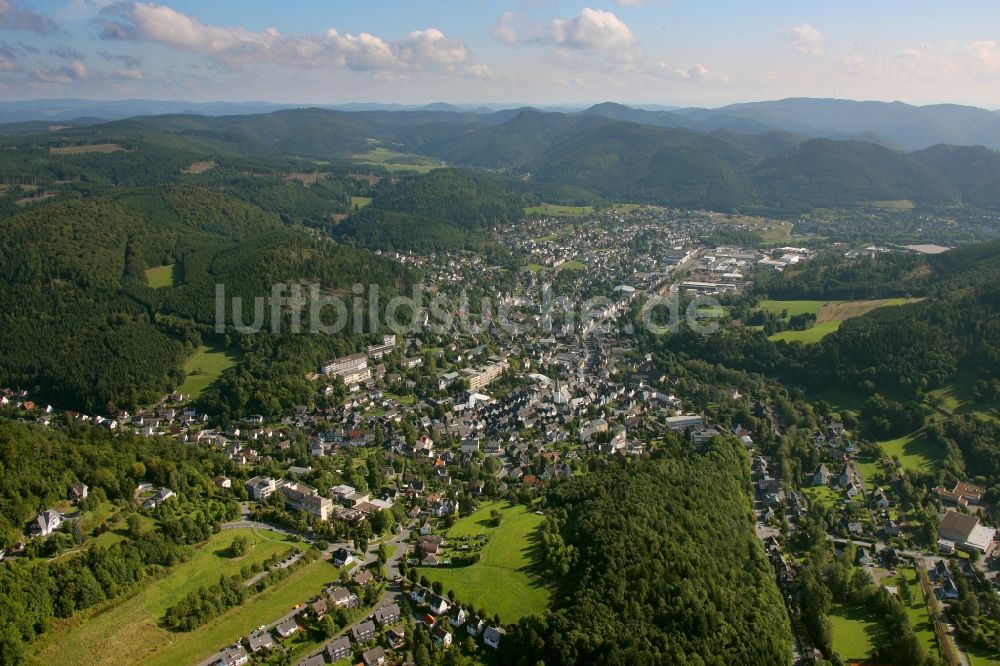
[524,203,594,217]
[769,320,841,344]
[763,298,918,344]
[144,263,176,288]
[524,262,545,273]
[352,146,442,173]
[854,457,884,485]
[896,568,939,658]
[802,484,841,511]
[926,369,1000,423]
[350,196,373,209]
[420,502,550,623]
[829,603,879,661]
[30,529,325,666]
[879,429,943,472]
[872,199,916,210]
[177,345,238,398]
[560,260,586,271]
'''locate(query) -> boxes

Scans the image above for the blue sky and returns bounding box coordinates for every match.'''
[5,0,1000,107]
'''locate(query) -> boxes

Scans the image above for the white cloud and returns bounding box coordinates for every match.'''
[656,62,712,82]
[786,23,825,56]
[552,8,635,51]
[840,53,864,76]
[493,7,635,52]
[97,2,482,76]
[761,70,778,83]
[614,0,648,5]
[492,11,521,46]
[971,40,1000,77]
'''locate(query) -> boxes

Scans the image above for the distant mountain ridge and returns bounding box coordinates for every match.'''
[7,97,1000,150]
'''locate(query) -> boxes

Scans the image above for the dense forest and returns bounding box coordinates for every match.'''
[0,182,415,414]
[501,439,792,666]
[333,168,530,252]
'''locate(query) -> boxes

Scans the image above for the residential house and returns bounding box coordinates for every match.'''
[447,605,467,628]
[274,619,299,639]
[362,646,386,666]
[217,645,249,666]
[68,483,89,502]
[246,631,276,653]
[351,620,376,643]
[29,509,63,537]
[427,594,450,616]
[374,603,400,626]
[813,464,830,486]
[325,637,352,662]
[332,548,354,567]
[483,626,503,649]
[433,625,453,647]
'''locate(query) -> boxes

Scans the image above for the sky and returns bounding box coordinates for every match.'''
[4,0,1000,107]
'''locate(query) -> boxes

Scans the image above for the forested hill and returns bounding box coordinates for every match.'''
[333,168,530,252]
[0,185,414,414]
[502,440,792,666]
[8,106,1000,215]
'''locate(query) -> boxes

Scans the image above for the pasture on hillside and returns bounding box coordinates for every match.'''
[419,501,551,623]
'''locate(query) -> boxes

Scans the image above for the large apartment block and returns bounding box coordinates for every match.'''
[367,334,397,360]
[461,360,508,391]
[321,352,371,385]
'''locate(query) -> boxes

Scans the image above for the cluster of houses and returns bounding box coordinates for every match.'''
[408,585,502,650]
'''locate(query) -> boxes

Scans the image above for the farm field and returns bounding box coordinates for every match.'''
[420,502,551,623]
[524,202,594,217]
[350,196,372,209]
[30,529,315,666]
[764,298,919,344]
[829,603,879,661]
[144,263,176,288]
[177,345,238,398]
[879,429,943,472]
[49,143,127,154]
[352,146,442,173]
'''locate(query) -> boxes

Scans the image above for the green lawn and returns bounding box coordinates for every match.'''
[177,345,238,398]
[144,263,176,288]
[420,502,551,623]
[829,602,879,661]
[802,484,841,511]
[854,457,884,485]
[524,203,594,217]
[349,196,372,209]
[880,429,943,472]
[560,260,586,271]
[31,529,324,666]
[524,262,545,273]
